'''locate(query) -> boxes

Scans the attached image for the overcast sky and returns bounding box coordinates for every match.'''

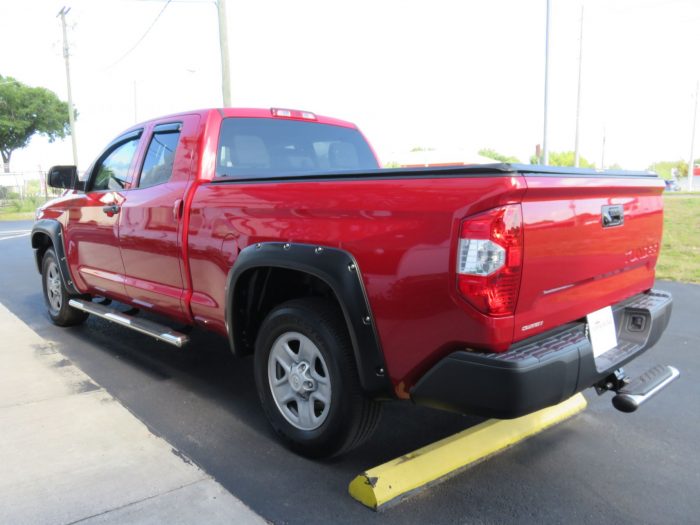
[1,0,699,172]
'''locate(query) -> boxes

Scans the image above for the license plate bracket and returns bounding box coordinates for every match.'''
[587,306,618,358]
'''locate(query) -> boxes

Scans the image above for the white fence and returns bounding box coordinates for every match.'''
[0,171,49,200]
[0,172,62,213]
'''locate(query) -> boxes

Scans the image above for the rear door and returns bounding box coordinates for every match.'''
[513,173,664,342]
[63,130,143,300]
[117,115,200,322]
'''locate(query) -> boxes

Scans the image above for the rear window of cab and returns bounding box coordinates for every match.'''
[216,118,378,178]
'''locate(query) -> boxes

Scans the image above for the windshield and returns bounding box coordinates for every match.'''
[216,117,378,178]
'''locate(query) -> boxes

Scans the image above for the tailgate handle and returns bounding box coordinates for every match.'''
[602,205,624,227]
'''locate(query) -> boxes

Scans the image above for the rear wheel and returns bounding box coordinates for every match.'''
[254,298,381,458]
[41,248,89,326]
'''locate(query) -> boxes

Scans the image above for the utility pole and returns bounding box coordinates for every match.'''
[600,127,606,170]
[542,0,551,165]
[689,80,698,191]
[574,5,584,168]
[217,0,231,107]
[57,6,78,167]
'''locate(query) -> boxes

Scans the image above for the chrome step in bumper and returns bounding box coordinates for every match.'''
[612,365,680,413]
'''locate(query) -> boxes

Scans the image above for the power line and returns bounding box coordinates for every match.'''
[121,0,211,3]
[127,0,212,3]
[105,0,172,70]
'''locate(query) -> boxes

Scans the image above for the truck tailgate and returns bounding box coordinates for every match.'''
[513,174,664,342]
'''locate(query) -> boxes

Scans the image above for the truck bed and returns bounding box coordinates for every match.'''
[187,163,664,390]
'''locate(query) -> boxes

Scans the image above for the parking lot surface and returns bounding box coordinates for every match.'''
[1,220,698,524]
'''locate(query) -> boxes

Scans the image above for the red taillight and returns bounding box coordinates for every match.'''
[456,204,523,316]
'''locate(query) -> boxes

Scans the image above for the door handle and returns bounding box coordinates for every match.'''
[102,204,120,216]
[172,199,184,221]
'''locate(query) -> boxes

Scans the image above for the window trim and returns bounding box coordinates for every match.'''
[86,129,143,193]
[153,122,182,134]
[133,121,183,190]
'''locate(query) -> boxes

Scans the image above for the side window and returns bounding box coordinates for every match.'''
[138,130,181,189]
[91,138,139,191]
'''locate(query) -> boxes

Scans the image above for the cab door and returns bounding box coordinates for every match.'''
[117,115,200,322]
[63,130,143,300]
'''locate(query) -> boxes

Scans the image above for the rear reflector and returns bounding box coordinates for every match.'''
[456,204,523,316]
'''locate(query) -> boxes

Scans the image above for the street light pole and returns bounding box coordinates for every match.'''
[57,6,78,167]
[217,0,231,107]
[689,80,698,191]
[600,126,606,170]
[574,5,584,168]
[542,0,551,165]
[133,80,138,122]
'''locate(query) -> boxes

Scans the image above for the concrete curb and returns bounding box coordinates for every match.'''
[349,393,587,510]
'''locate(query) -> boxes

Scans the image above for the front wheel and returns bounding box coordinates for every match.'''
[41,248,89,327]
[254,298,381,458]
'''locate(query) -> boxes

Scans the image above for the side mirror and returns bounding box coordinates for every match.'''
[47,165,81,190]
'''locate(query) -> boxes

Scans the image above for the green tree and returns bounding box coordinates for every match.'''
[529,151,595,167]
[0,75,71,172]
[648,159,700,180]
[478,148,520,163]
[547,151,595,168]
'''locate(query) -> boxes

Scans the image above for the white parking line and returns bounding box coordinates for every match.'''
[0,233,30,241]
[0,230,31,235]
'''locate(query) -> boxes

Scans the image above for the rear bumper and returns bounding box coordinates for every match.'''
[410,289,672,419]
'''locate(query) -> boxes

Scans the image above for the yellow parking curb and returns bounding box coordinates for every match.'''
[349,393,587,510]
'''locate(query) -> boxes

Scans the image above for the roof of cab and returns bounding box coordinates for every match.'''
[130,108,358,131]
[218,108,358,129]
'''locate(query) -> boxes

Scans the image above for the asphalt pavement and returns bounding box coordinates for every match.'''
[1,219,698,524]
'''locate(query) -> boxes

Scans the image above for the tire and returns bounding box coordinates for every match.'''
[254,298,381,458]
[41,248,89,327]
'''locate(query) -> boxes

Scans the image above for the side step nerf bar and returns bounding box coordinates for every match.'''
[68,298,189,348]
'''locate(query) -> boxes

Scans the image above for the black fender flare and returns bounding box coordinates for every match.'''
[31,219,80,295]
[225,242,392,397]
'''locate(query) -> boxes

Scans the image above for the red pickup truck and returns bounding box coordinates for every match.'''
[32,107,678,458]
